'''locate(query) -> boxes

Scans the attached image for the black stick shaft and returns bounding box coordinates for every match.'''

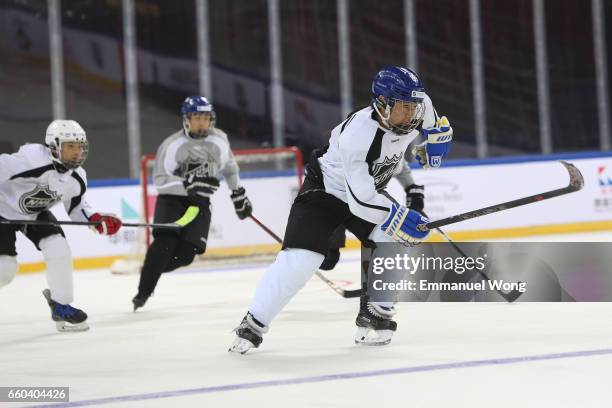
[425,186,573,230]
[0,219,180,229]
[435,227,522,302]
[423,161,583,231]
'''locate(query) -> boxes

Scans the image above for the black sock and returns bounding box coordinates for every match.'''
[137,234,179,297]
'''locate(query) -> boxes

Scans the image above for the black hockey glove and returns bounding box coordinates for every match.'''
[230,187,253,220]
[405,184,425,213]
[184,174,220,202]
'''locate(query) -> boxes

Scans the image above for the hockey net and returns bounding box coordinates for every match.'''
[110,147,304,274]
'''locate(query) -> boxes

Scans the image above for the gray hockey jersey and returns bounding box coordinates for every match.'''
[153,127,241,196]
[0,144,93,221]
[319,95,437,225]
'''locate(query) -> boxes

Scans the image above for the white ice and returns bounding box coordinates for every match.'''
[2,231,612,407]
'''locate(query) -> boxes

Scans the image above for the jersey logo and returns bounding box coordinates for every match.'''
[19,185,61,214]
[370,154,402,189]
[182,160,211,178]
[180,151,218,179]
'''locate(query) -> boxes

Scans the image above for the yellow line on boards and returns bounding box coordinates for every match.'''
[17,220,612,274]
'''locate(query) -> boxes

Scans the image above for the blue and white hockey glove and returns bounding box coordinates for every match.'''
[380,203,430,246]
[413,116,452,169]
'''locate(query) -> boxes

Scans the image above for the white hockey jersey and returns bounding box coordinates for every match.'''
[0,144,93,221]
[153,127,241,196]
[319,96,437,225]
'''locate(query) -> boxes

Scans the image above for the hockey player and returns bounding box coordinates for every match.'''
[132,96,253,311]
[0,120,122,332]
[229,66,452,353]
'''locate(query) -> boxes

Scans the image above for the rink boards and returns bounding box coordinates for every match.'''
[15,152,612,272]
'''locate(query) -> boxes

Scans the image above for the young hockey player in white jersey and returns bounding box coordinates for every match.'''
[229,66,452,354]
[132,96,253,310]
[0,120,123,332]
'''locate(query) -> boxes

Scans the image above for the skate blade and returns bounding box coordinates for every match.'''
[228,337,255,354]
[55,321,90,332]
[354,327,393,346]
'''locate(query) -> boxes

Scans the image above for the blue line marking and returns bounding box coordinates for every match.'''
[26,347,612,407]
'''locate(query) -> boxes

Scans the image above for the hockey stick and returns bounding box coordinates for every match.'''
[435,227,522,302]
[249,214,361,298]
[0,206,200,230]
[421,161,584,231]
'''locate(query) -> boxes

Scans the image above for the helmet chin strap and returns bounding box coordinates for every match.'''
[190,131,208,139]
[373,101,393,131]
[51,160,69,173]
[47,146,69,173]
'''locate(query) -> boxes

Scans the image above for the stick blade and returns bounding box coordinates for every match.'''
[342,289,362,298]
[559,161,584,191]
[174,206,200,227]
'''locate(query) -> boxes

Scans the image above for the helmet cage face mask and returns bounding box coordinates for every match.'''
[371,66,426,135]
[49,139,89,169]
[182,112,214,139]
[374,95,425,135]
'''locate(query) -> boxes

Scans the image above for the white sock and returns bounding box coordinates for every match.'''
[368,228,395,309]
[0,255,18,288]
[249,248,324,326]
[39,234,74,304]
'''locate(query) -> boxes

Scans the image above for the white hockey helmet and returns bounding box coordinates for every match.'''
[45,119,89,169]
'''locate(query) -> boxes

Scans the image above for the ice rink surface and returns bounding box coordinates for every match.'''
[2,231,612,407]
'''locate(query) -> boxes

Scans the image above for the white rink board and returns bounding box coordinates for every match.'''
[14,156,612,264]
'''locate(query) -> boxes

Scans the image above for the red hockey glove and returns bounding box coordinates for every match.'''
[90,213,122,235]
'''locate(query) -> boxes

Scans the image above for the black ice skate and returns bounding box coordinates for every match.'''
[42,289,89,332]
[355,295,397,346]
[228,312,268,354]
[132,293,149,312]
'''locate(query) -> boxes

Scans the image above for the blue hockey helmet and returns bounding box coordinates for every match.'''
[371,66,426,135]
[181,96,216,139]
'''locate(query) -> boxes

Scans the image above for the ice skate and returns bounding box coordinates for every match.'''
[42,289,89,332]
[132,293,149,312]
[354,296,396,346]
[229,312,268,354]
